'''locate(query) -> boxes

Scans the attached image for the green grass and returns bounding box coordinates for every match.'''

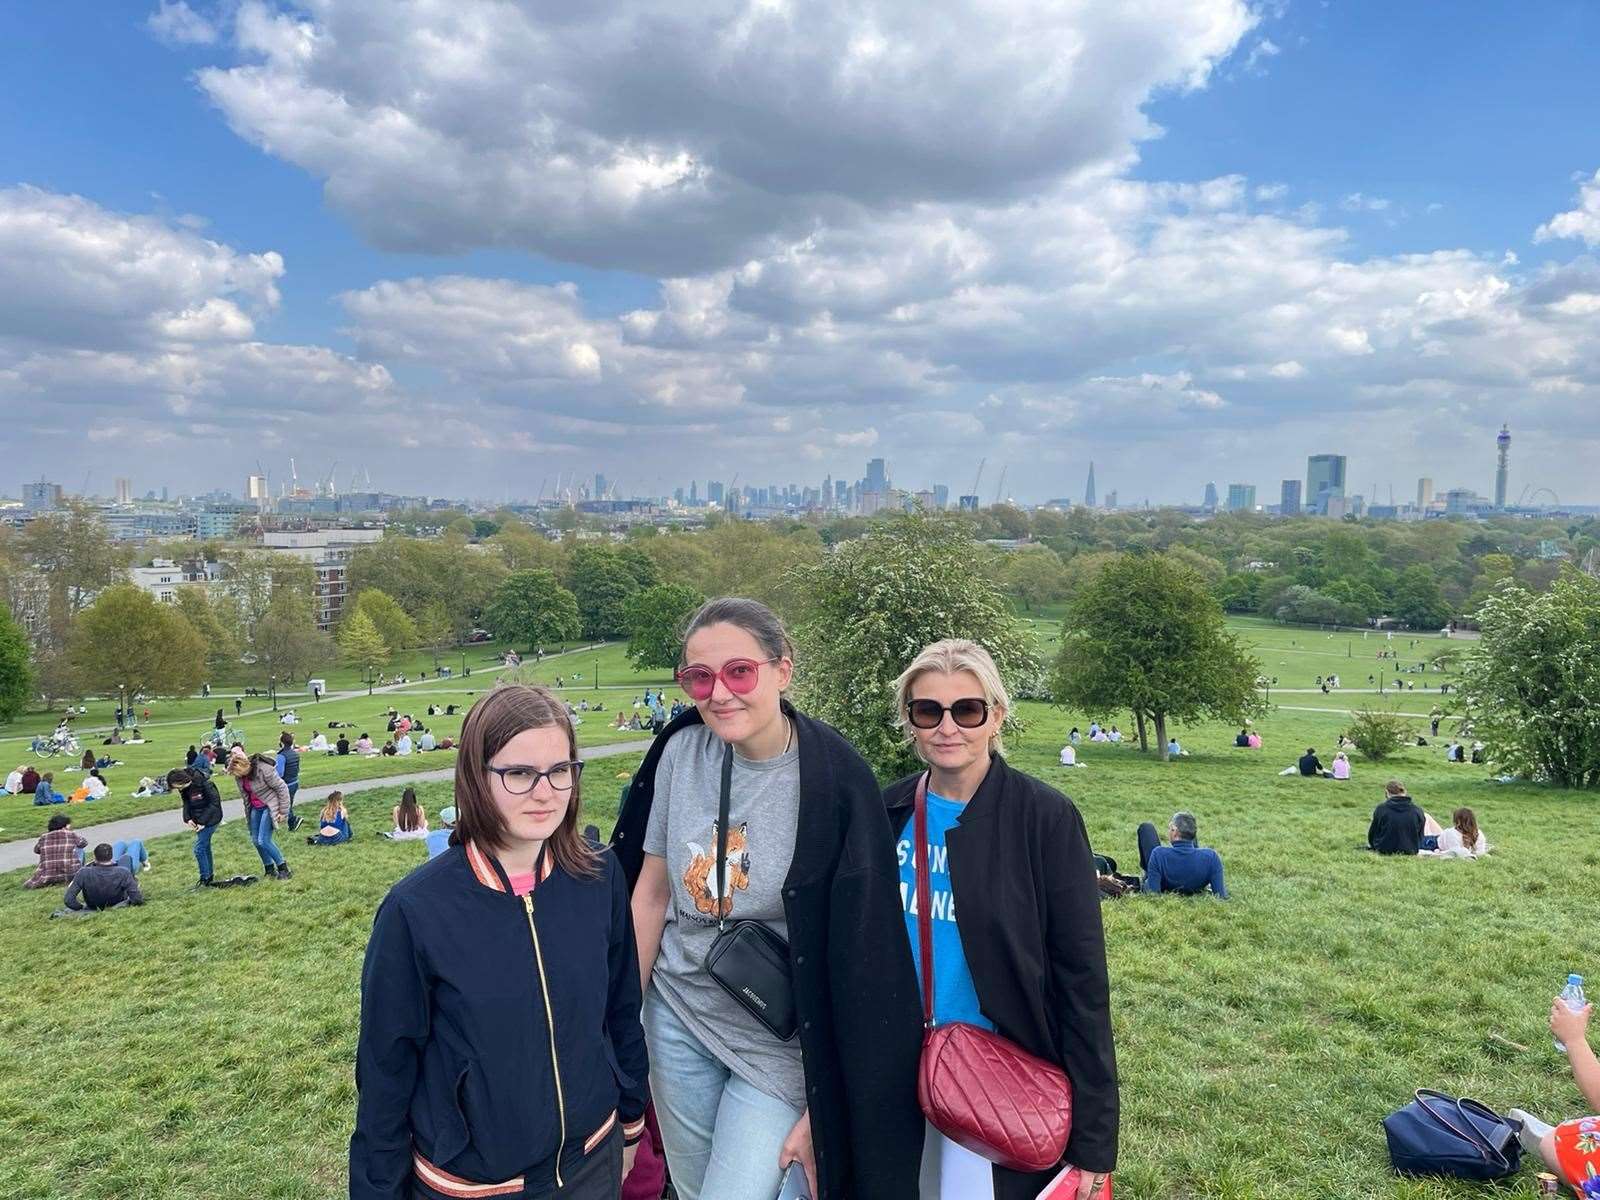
[2,624,1585,1199]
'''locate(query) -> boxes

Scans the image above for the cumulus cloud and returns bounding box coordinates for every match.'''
[1535,168,1600,246]
[0,187,393,455]
[190,0,1257,273]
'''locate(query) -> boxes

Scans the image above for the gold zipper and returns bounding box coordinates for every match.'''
[524,893,568,1188]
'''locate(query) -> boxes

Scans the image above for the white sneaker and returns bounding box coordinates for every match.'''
[142,862,151,871]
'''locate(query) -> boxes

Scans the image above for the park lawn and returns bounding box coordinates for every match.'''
[0,682,651,838]
[0,676,1588,1200]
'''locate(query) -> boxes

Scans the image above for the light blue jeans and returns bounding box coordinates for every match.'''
[112,839,148,873]
[642,987,803,1200]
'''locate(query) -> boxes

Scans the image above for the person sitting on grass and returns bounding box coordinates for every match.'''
[1298,747,1326,777]
[307,730,330,752]
[1367,780,1425,855]
[80,748,96,772]
[395,732,414,756]
[1234,728,1251,748]
[1247,731,1262,749]
[385,786,428,841]
[417,728,436,752]
[111,838,150,874]
[336,732,351,756]
[3,764,25,795]
[1166,737,1188,757]
[424,804,455,859]
[308,792,352,845]
[1108,725,1123,743]
[1138,811,1228,898]
[1422,806,1489,858]
[381,739,397,757]
[355,733,374,755]
[1331,751,1352,780]
[1509,994,1600,1193]
[57,843,145,915]
[69,770,109,803]
[31,772,64,806]
[24,814,87,889]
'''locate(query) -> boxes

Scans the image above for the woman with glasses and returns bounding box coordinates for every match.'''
[613,597,923,1200]
[351,685,650,1200]
[885,640,1118,1200]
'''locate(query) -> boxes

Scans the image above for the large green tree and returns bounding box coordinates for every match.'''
[789,512,1038,778]
[1051,552,1262,759]
[337,607,391,673]
[344,589,418,655]
[1390,565,1452,630]
[67,585,206,699]
[251,591,333,686]
[484,570,583,649]
[172,585,240,676]
[626,583,704,670]
[0,607,33,723]
[1460,570,1600,787]
[567,549,642,640]
[345,536,508,637]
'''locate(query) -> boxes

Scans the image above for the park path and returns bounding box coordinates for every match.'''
[0,737,654,873]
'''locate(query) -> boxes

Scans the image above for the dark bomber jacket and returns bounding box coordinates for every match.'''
[350,840,649,1200]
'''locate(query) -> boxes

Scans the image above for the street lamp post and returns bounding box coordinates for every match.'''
[367,664,373,696]
[270,674,278,712]
[462,650,469,678]
[595,657,599,692]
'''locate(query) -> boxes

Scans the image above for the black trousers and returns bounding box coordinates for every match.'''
[413,1129,622,1200]
[1137,821,1161,873]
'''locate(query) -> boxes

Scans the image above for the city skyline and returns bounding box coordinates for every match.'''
[6,4,1600,502]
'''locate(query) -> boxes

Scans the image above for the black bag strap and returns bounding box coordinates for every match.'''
[715,744,733,932]
[1412,1090,1511,1171]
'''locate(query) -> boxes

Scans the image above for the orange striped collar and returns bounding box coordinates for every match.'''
[464,840,553,894]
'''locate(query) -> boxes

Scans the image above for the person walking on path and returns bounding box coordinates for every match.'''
[351,684,649,1200]
[171,768,224,886]
[615,597,923,1200]
[228,748,293,880]
[884,640,1118,1200]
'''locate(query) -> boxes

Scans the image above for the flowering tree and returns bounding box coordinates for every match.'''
[1460,570,1600,788]
[788,512,1038,780]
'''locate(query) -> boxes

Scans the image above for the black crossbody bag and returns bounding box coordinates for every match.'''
[703,745,799,1041]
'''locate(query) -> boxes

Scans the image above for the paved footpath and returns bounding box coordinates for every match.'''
[0,737,654,873]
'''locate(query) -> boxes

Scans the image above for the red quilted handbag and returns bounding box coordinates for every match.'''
[913,773,1073,1173]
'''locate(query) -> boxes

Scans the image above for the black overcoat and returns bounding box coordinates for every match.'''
[612,701,924,1200]
[885,755,1119,1198]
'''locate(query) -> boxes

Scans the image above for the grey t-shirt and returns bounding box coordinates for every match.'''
[642,724,805,1107]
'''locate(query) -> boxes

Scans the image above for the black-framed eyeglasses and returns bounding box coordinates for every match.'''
[486,760,584,794]
[906,698,991,730]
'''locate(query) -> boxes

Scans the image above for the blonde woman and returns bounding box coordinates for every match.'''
[884,639,1118,1200]
[309,792,351,845]
[228,748,292,880]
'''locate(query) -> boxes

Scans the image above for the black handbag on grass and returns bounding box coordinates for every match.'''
[1382,1089,1521,1180]
[703,745,798,1041]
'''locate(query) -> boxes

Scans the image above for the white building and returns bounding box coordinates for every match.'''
[260,529,385,629]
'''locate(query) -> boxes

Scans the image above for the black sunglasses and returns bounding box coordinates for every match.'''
[486,760,584,795]
[906,698,991,730]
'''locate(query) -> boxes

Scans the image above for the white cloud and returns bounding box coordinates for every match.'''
[147,1,219,46]
[1254,183,1289,201]
[1242,37,1281,72]
[1534,168,1600,246]
[1340,192,1392,213]
[191,0,1257,273]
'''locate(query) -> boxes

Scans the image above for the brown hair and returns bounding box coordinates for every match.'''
[681,597,795,669]
[1452,806,1479,849]
[396,786,423,832]
[454,684,598,879]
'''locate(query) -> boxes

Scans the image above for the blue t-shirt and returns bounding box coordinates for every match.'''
[424,828,452,859]
[897,789,993,1031]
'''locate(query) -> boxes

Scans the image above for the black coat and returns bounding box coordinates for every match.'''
[1368,794,1425,854]
[181,777,223,827]
[885,757,1119,1196]
[611,702,924,1200]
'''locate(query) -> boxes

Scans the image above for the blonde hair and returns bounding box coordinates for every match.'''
[892,639,1011,757]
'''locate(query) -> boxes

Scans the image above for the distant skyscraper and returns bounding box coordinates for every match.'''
[114,477,131,505]
[1279,479,1302,516]
[1416,477,1434,509]
[1226,483,1256,512]
[594,473,607,499]
[1105,489,1118,509]
[958,494,979,511]
[932,484,949,510]
[708,480,724,505]
[1306,454,1347,515]
[1494,424,1510,509]
[1085,462,1097,508]
[23,478,61,511]
[247,474,269,504]
[866,457,889,493]
[1202,481,1218,511]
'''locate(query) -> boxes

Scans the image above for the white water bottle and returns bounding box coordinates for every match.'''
[1555,974,1586,1053]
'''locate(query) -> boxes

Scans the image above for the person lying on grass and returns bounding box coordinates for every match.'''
[1510,995,1600,1193]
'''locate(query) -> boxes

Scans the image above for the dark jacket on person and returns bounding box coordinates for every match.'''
[181,776,224,828]
[611,702,925,1200]
[20,766,39,794]
[1368,794,1426,855]
[63,861,144,911]
[1298,752,1324,776]
[350,841,649,1200]
[885,758,1119,1196]
[276,745,300,788]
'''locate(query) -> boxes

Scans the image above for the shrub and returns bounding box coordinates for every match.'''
[1345,707,1411,761]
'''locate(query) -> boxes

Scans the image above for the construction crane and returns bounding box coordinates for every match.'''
[993,464,1008,507]
[324,461,339,497]
[970,457,986,499]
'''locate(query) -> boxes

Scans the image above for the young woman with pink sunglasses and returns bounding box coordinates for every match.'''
[612,597,923,1200]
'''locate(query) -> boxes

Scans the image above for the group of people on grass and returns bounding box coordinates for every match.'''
[346,597,1119,1200]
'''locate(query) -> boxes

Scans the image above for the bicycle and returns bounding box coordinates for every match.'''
[31,732,81,759]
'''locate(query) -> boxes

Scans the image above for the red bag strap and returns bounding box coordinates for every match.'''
[914,772,934,1030]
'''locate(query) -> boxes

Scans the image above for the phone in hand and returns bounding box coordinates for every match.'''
[775,1162,813,1200]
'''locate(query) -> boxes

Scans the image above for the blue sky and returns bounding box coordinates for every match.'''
[4,1,1599,506]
